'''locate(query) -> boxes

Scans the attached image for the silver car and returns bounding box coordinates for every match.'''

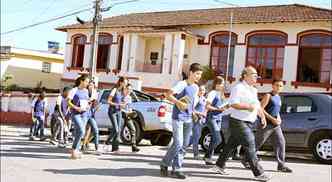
[95,89,173,146]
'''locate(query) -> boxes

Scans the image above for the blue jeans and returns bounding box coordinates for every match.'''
[161,119,193,171]
[107,109,123,151]
[205,117,222,159]
[88,117,99,149]
[216,117,264,177]
[192,121,203,156]
[30,116,45,137]
[72,114,88,151]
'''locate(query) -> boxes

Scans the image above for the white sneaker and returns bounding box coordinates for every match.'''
[212,166,230,175]
[255,173,272,182]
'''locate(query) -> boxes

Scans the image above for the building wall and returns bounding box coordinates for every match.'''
[3,56,63,89]
[62,22,331,93]
[190,21,332,93]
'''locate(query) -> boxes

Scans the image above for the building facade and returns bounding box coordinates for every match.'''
[57,4,332,93]
[0,47,64,90]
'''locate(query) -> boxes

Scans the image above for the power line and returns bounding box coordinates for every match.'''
[31,0,58,23]
[1,8,92,36]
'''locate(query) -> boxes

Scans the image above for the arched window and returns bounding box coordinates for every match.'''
[96,34,113,69]
[71,34,87,68]
[297,32,332,84]
[210,32,237,77]
[246,33,286,80]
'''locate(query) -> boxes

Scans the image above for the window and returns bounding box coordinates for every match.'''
[297,33,332,84]
[42,62,51,73]
[150,52,159,65]
[210,33,236,76]
[96,34,112,69]
[246,33,286,80]
[71,35,86,68]
[281,96,316,113]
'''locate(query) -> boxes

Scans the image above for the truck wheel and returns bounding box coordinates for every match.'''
[311,133,332,164]
[121,119,142,145]
[199,128,211,152]
[158,135,172,146]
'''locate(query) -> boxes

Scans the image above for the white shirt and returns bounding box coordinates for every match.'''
[171,80,199,106]
[228,81,261,123]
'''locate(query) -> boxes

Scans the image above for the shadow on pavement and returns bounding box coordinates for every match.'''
[189,173,263,181]
[44,167,161,177]
[1,152,68,159]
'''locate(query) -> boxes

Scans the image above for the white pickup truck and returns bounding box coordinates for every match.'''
[95,89,173,146]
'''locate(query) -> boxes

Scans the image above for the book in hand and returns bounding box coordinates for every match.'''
[176,96,190,111]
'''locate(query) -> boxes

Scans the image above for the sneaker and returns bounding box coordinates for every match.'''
[255,173,272,182]
[50,140,58,145]
[240,160,251,169]
[58,143,66,148]
[171,171,186,179]
[212,166,230,175]
[160,165,168,177]
[232,154,242,161]
[277,166,293,173]
[29,136,37,141]
[94,149,103,156]
[204,158,215,166]
[40,136,47,141]
[112,150,120,154]
[132,146,140,153]
[70,150,81,160]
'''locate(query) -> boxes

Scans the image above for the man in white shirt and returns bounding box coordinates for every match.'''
[213,66,271,182]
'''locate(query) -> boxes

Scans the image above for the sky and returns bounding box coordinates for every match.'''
[1,0,331,51]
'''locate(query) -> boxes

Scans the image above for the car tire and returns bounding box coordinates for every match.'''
[199,128,211,152]
[199,127,225,153]
[158,135,172,146]
[311,133,332,164]
[120,119,143,145]
[150,134,172,146]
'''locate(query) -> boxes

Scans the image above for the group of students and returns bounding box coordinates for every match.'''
[29,62,292,181]
[29,74,140,159]
[160,63,292,181]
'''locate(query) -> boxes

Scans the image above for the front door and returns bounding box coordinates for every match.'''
[280,95,319,147]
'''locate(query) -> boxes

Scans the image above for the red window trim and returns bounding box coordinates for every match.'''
[66,66,86,72]
[209,32,238,80]
[245,31,287,81]
[71,34,87,68]
[94,33,113,70]
[295,30,332,86]
[198,31,238,45]
[291,81,332,91]
[256,79,286,86]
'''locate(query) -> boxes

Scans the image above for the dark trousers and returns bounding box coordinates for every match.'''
[255,124,286,167]
[216,117,264,177]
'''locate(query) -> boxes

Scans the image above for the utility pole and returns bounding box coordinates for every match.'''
[89,0,102,79]
[225,10,233,85]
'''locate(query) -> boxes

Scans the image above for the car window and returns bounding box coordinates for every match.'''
[281,96,316,113]
[134,90,158,102]
[100,90,111,104]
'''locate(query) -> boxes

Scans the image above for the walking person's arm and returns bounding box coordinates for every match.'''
[165,81,188,110]
[260,94,281,126]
